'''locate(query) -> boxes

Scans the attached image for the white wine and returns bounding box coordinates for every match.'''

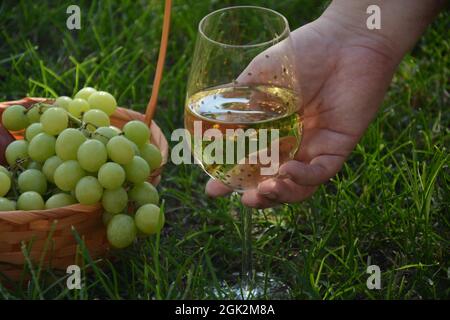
[185,85,302,191]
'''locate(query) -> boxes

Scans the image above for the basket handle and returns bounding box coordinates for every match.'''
[144,0,172,125]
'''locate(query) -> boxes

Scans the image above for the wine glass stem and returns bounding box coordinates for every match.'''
[240,196,254,293]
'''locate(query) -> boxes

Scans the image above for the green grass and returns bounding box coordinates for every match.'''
[0,0,448,299]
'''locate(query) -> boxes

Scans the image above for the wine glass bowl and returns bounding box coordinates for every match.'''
[185,6,302,192]
[187,6,299,99]
[184,84,302,191]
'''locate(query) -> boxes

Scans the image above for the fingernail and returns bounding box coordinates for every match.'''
[261,193,276,200]
[257,184,274,198]
[277,173,291,180]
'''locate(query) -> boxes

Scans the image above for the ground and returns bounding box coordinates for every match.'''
[0,0,448,299]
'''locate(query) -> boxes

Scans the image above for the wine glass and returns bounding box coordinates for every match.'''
[184,6,302,298]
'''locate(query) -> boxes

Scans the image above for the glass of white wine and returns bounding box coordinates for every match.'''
[184,6,302,298]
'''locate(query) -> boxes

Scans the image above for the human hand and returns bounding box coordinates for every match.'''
[206,0,443,208]
[206,14,398,208]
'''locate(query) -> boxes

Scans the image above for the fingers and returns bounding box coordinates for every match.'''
[244,155,344,207]
[236,43,292,89]
[296,128,357,162]
[205,179,232,197]
[205,154,344,207]
[278,155,345,186]
[257,178,317,203]
[205,179,279,208]
[205,153,339,206]
[240,178,317,208]
[241,188,280,209]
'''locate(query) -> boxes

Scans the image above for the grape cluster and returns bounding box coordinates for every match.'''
[0,87,165,248]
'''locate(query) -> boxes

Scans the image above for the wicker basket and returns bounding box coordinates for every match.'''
[0,0,172,282]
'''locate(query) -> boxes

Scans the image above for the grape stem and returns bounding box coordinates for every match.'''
[67,112,83,128]
[83,122,100,130]
[30,102,84,128]
[93,132,110,140]
[28,102,51,115]
[9,159,28,199]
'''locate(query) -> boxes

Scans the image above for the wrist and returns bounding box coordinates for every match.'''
[318,3,399,66]
[317,0,443,65]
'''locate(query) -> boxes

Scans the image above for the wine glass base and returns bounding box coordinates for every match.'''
[212,272,290,300]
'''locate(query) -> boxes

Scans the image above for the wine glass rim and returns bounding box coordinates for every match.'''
[198,6,290,49]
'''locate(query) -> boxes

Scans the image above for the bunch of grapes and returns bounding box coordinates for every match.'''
[0,87,165,248]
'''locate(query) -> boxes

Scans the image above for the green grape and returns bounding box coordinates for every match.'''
[56,128,87,161]
[82,109,110,131]
[28,132,56,163]
[18,169,47,195]
[92,126,118,145]
[128,140,141,156]
[135,204,164,235]
[5,140,29,167]
[102,187,128,214]
[0,172,11,197]
[68,98,90,118]
[54,96,72,110]
[25,123,44,141]
[0,165,12,178]
[139,143,163,170]
[17,191,45,210]
[106,214,136,248]
[88,91,117,116]
[109,126,122,134]
[74,87,97,101]
[1,105,29,131]
[102,211,114,226]
[106,136,134,165]
[45,193,76,209]
[123,120,150,147]
[26,106,42,123]
[124,156,150,184]
[26,161,42,170]
[129,182,159,206]
[75,176,103,205]
[40,107,69,135]
[98,162,125,190]
[0,197,15,211]
[77,139,107,172]
[42,156,63,183]
[54,160,86,191]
